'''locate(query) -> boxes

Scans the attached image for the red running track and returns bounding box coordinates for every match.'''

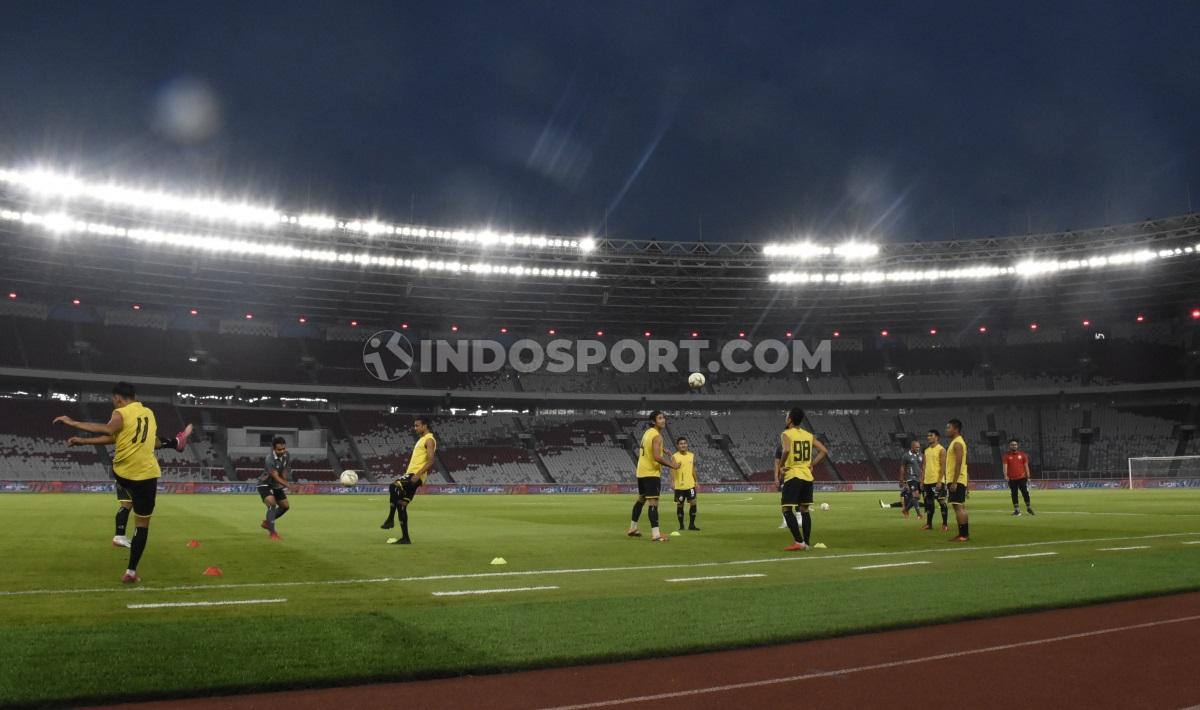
[95,592,1200,710]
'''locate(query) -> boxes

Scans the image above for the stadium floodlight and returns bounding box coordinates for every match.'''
[833,241,880,260]
[0,208,600,280]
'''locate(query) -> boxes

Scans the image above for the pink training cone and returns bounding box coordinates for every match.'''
[186,539,200,548]
[202,566,223,577]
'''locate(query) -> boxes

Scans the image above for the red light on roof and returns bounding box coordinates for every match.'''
[400,323,409,329]
[72,299,81,305]
[1192,309,1200,320]
[450,324,459,332]
[596,330,604,337]
[979,326,988,333]
[189,309,198,316]
[738,331,746,338]
[245,313,253,320]
[785,331,793,338]
[499,327,508,334]
[548,328,557,335]
[929,328,937,335]
[643,331,652,337]
[1029,323,1038,330]
[6,292,15,300]
[880,330,889,337]
[1136,314,1145,323]
[833,330,841,337]
[350,320,358,327]
[691,331,699,338]
[132,304,141,311]
[1082,319,1090,327]
[298,317,307,324]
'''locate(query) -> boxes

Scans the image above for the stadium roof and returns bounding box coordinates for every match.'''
[2,167,1200,336]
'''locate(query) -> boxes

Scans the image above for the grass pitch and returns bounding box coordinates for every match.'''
[1,489,1199,707]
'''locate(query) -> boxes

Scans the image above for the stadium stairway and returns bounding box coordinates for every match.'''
[848,415,885,479]
[513,418,557,483]
[706,415,749,480]
[333,410,367,471]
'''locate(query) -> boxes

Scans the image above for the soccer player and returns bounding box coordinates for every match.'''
[945,419,970,542]
[55,382,162,583]
[776,407,829,551]
[258,436,291,540]
[671,437,699,531]
[68,424,191,548]
[921,429,949,531]
[382,417,436,545]
[628,410,679,542]
[1003,438,1035,516]
[880,440,925,517]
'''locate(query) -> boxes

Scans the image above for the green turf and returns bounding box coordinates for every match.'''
[1,489,1199,707]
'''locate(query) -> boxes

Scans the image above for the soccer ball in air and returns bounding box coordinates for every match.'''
[339,470,359,486]
[820,502,830,511]
[687,372,706,389]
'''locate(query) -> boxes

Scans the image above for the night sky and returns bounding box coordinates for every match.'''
[1,1,1197,245]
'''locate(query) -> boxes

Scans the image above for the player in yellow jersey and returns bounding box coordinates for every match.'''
[383,416,436,544]
[775,407,829,551]
[628,410,679,542]
[920,429,949,532]
[671,437,700,531]
[944,418,970,542]
[54,382,162,583]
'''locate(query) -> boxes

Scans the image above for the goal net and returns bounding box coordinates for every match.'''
[1127,455,1200,490]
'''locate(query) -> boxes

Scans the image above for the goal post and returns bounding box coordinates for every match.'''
[1127,455,1200,490]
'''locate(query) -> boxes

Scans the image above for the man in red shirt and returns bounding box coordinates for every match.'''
[1003,438,1035,516]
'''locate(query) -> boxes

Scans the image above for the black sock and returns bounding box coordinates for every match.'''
[676,506,685,528]
[962,522,969,537]
[889,502,904,508]
[648,506,659,529]
[399,506,409,539]
[631,500,645,524]
[689,506,697,527]
[800,510,812,544]
[115,507,130,536]
[155,435,174,450]
[128,526,149,571]
[274,506,288,520]
[783,509,802,542]
[926,501,934,526]
[941,504,948,525]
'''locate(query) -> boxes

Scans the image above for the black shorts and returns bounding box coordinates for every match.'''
[923,483,946,499]
[948,483,969,504]
[636,477,661,499]
[781,477,814,507]
[114,479,132,504]
[393,475,422,503]
[114,475,157,517]
[257,484,288,502]
[673,487,697,504]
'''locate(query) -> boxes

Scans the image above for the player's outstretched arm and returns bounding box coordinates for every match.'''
[54,411,123,436]
[68,435,115,447]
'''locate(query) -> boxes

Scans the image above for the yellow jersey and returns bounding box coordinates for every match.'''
[780,427,815,482]
[406,432,437,481]
[637,427,663,478]
[112,401,160,481]
[948,435,969,484]
[923,443,945,485]
[672,451,696,490]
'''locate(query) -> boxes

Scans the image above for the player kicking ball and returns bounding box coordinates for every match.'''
[382,417,436,545]
[55,382,165,583]
[60,400,192,549]
[258,437,291,540]
[776,407,828,551]
[628,410,679,542]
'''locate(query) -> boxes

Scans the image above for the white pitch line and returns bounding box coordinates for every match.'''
[1183,541,1200,545]
[666,574,766,583]
[853,561,931,571]
[127,598,286,610]
[2,531,1197,598]
[535,614,1200,710]
[1098,546,1151,551]
[995,552,1059,560]
[432,585,558,597]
